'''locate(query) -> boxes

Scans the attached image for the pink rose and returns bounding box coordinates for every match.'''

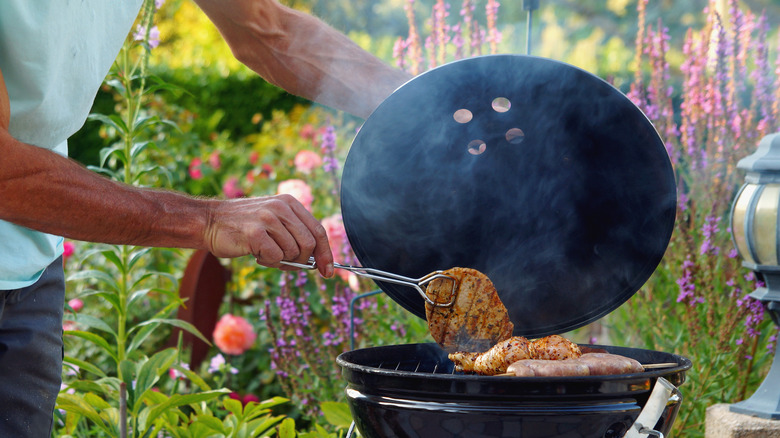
[294,150,322,175]
[63,241,76,262]
[209,151,221,170]
[299,124,316,140]
[213,314,257,355]
[189,158,203,180]
[222,176,244,199]
[68,298,84,313]
[321,214,347,262]
[277,179,313,212]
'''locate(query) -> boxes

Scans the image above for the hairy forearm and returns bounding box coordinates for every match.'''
[0,130,211,249]
[194,0,412,119]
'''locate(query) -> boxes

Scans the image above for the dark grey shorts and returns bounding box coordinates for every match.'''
[0,257,64,437]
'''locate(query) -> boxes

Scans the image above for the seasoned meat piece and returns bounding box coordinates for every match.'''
[507,359,590,377]
[530,334,582,360]
[575,353,644,375]
[448,351,480,373]
[449,336,531,375]
[425,267,514,352]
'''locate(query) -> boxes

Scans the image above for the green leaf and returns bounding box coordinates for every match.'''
[130,140,155,160]
[141,390,231,436]
[119,360,137,407]
[320,402,353,429]
[65,330,118,363]
[179,366,213,392]
[66,270,121,294]
[93,291,123,313]
[278,418,296,438]
[83,392,112,411]
[223,397,244,421]
[132,318,210,345]
[88,113,129,135]
[56,392,114,436]
[85,165,119,179]
[72,313,117,336]
[101,249,126,274]
[63,356,108,378]
[68,377,119,395]
[127,247,152,270]
[249,415,286,437]
[192,414,227,434]
[99,145,128,169]
[103,78,127,94]
[135,348,177,401]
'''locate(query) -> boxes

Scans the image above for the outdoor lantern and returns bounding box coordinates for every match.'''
[730,131,780,419]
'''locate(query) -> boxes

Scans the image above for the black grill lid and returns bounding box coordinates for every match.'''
[341,55,676,338]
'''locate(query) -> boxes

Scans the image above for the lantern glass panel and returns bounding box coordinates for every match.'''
[755,184,780,265]
[733,183,759,264]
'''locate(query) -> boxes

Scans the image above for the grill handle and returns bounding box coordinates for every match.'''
[624,377,681,438]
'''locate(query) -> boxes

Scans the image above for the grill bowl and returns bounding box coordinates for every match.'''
[337,343,690,438]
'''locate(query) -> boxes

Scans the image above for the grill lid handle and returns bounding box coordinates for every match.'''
[625,377,681,438]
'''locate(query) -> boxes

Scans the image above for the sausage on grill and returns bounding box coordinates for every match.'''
[505,353,645,377]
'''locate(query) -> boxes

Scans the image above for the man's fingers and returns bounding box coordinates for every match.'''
[284,197,334,278]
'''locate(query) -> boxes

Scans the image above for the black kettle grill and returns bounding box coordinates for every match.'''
[337,55,688,438]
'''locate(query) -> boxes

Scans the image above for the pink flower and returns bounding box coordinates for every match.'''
[299,124,316,140]
[133,25,161,49]
[249,151,260,165]
[277,179,313,212]
[222,176,244,199]
[63,241,76,262]
[321,214,347,262]
[213,314,257,355]
[189,158,203,180]
[242,394,260,405]
[294,150,323,175]
[208,151,222,170]
[68,298,84,313]
[169,363,190,380]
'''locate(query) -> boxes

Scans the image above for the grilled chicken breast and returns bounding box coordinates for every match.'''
[425,267,514,352]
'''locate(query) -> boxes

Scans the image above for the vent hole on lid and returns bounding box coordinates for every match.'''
[467,140,487,155]
[492,97,511,113]
[506,128,525,144]
[453,109,473,123]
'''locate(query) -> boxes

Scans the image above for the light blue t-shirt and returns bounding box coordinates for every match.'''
[0,0,144,289]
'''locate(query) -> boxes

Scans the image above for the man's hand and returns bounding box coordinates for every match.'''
[204,195,334,277]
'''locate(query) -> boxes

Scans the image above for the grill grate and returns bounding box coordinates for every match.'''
[375,359,458,375]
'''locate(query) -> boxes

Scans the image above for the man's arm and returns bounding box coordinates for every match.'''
[193,0,413,119]
[0,68,334,277]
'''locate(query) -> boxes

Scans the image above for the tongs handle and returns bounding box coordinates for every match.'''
[281,257,457,307]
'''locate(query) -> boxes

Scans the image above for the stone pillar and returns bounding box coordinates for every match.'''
[706,403,780,437]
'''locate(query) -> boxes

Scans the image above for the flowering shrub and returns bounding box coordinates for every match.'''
[608,0,780,436]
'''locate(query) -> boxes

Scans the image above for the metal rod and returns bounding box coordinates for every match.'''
[526,8,533,55]
[281,257,458,307]
[523,0,540,55]
[349,290,382,351]
[346,421,357,438]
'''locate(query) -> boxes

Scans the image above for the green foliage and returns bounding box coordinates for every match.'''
[58,1,780,437]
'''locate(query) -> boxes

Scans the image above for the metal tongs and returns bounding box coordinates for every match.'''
[281,257,458,307]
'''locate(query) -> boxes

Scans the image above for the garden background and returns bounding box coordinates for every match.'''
[56,0,780,437]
